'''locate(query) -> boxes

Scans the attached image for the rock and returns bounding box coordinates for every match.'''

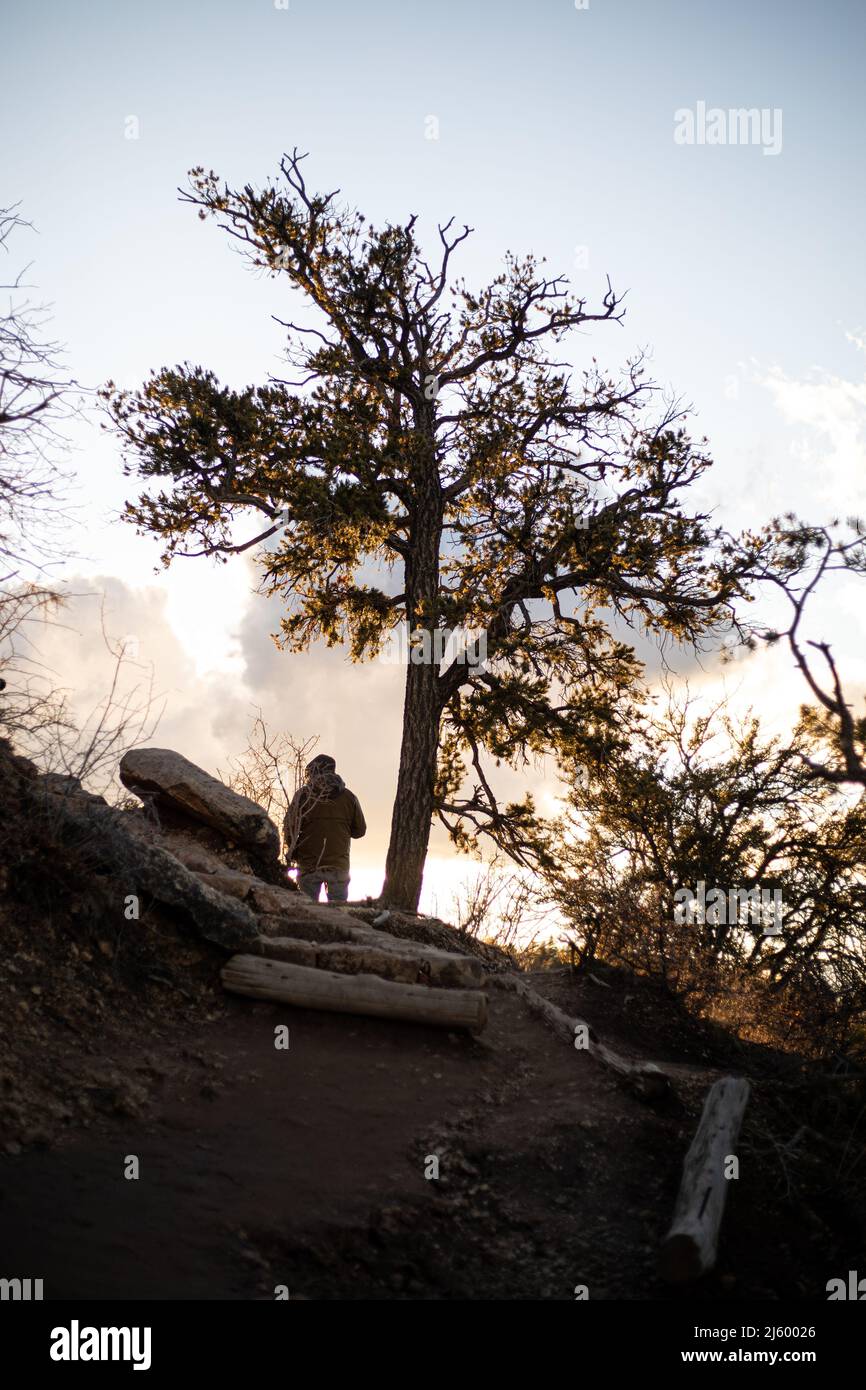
[38,772,107,806]
[198,869,259,902]
[29,788,260,951]
[119,748,282,881]
[152,837,229,876]
[131,840,261,950]
[120,815,266,880]
[248,881,303,913]
[255,909,360,944]
[41,772,83,794]
[184,866,301,909]
[3,746,39,780]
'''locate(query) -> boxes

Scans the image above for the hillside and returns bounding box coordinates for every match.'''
[1,738,863,1301]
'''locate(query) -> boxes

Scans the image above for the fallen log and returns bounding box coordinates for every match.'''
[659,1076,751,1282]
[254,933,483,988]
[500,976,671,1101]
[221,955,488,1033]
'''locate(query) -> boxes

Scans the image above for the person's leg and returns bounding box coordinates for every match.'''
[298,872,324,901]
[324,870,350,903]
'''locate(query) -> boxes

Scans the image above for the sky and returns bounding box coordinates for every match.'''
[2,0,865,914]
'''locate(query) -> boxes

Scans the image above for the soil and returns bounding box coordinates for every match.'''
[1,743,863,1301]
[2,957,863,1300]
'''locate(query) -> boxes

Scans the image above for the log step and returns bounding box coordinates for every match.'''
[253,932,483,989]
[221,955,489,1033]
[505,976,671,1100]
[659,1076,750,1282]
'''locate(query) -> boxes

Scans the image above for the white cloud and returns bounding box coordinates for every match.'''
[754,332,866,512]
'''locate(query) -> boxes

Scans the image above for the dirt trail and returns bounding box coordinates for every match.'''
[1,980,668,1300]
[2,747,861,1301]
[1,969,855,1300]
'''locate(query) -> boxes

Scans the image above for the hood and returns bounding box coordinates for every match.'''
[306,771,346,801]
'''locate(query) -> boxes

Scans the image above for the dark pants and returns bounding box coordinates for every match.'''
[298,868,350,903]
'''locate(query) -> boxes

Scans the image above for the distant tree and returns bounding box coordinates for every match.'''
[0,205,76,577]
[106,151,770,908]
[547,691,866,1041]
[220,709,321,863]
[0,209,157,784]
[757,518,866,787]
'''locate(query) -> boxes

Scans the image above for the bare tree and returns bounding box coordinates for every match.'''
[3,593,162,799]
[221,710,325,864]
[450,855,544,951]
[56,616,162,797]
[0,581,71,746]
[0,205,78,579]
[0,214,157,788]
[758,519,866,787]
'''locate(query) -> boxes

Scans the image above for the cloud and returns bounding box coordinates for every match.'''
[20,573,253,776]
[753,332,866,514]
[657,333,866,739]
[19,572,410,890]
[16,569,567,908]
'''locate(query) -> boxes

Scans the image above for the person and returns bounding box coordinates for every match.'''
[285,753,366,903]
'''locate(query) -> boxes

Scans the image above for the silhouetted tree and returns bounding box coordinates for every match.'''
[757,518,866,787]
[0,205,76,577]
[548,691,866,1044]
[107,152,769,908]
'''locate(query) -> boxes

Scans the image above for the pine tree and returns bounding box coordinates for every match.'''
[106,151,767,909]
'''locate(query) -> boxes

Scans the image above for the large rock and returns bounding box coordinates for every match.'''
[40,772,107,807]
[27,790,260,951]
[132,839,261,950]
[121,815,282,884]
[119,748,282,881]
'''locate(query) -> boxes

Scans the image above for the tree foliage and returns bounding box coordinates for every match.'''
[106,152,772,905]
[547,690,866,1052]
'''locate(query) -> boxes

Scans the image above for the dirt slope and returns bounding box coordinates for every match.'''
[1,742,863,1301]
[2,964,861,1300]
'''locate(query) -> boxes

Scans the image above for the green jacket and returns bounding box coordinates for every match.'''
[286,775,366,872]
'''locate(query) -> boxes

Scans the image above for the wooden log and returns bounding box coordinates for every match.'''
[340,924,483,978]
[503,976,671,1101]
[254,933,483,988]
[659,1076,750,1282]
[221,955,488,1033]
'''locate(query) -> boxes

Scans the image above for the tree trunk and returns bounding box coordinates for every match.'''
[380,648,443,909]
[380,423,443,911]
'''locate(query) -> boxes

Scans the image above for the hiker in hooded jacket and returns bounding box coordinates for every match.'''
[284,754,367,903]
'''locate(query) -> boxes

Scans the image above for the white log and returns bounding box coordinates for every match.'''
[504,977,671,1100]
[221,955,488,1033]
[660,1076,751,1282]
[254,933,483,988]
